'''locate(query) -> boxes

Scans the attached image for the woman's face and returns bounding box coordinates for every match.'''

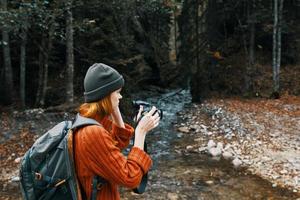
[110,88,122,109]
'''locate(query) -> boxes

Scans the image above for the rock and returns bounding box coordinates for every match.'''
[280,169,288,174]
[207,131,214,135]
[216,142,223,150]
[205,180,214,185]
[225,128,232,134]
[178,126,189,133]
[190,125,200,131]
[14,157,22,163]
[198,147,207,152]
[232,158,242,168]
[167,192,179,200]
[194,137,203,142]
[186,145,193,150]
[200,124,207,130]
[208,147,222,157]
[183,170,191,174]
[222,151,233,160]
[11,176,20,182]
[224,144,231,150]
[207,140,216,149]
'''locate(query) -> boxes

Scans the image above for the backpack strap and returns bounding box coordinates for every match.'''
[71,113,107,200]
[91,176,107,200]
[71,114,102,130]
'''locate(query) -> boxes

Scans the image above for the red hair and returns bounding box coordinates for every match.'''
[78,95,113,120]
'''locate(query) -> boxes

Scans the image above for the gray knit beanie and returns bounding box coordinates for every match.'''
[84,63,124,103]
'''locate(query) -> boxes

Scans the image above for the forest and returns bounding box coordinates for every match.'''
[0,0,300,199]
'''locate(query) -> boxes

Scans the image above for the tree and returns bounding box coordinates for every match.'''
[19,3,30,108]
[272,0,284,97]
[65,0,74,103]
[34,2,59,106]
[1,0,14,104]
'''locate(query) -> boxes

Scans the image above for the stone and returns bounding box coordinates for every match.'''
[14,157,22,163]
[167,192,179,200]
[200,124,207,130]
[190,125,200,131]
[209,147,222,157]
[222,151,233,160]
[205,180,214,185]
[186,145,193,150]
[11,176,20,182]
[232,158,242,168]
[216,142,223,150]
[225,128,232,134]
[178,126,189,133]
[198,147,207,152]
[280,169,288,174]
[207,140,216,149]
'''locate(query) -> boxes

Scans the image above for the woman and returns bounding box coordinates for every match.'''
[74,63,160,200]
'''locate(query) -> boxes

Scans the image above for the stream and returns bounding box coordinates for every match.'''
[121,89,299,200]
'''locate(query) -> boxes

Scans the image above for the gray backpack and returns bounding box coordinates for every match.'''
[19,114,105,200]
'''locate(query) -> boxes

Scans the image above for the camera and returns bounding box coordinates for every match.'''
[132,100,163,120]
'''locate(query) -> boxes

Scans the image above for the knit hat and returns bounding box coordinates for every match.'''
[84,63,124,103]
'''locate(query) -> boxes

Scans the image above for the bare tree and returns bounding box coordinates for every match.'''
[65,0,74,103]
[19,5,29,108]
[20,27,27,107]
[1,0,14,104]
[35,18,55,106]
[36,36,46,106]
[249,0,256,67]
[195,0,199,70]
[272,0,284,96]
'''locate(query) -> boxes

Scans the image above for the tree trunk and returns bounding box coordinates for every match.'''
[36,37,46,106]
[1,0,14,104]
[168,4,177,65]
[35,16,56,107]
[249,0,256,67]
[66,0,74,103]
[275,0,284,93]
[195,0,199,70]
[272,0,278,94]
[20,29,27,108]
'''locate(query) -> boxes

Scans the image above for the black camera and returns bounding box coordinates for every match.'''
[132,100,163,120]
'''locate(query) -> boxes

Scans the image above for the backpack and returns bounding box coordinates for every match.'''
[19,114,105,200]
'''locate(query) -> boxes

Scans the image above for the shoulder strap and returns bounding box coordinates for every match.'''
[71,114,102,130]
[71,113,106,200]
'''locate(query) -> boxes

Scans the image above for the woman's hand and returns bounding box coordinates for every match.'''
[136,106,160,134]
[134,106,160,150]
[111,106,125,128]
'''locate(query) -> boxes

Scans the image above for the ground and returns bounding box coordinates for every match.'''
[0,94,300,199]
[175,94,300,195]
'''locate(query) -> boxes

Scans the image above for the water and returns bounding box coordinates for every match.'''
[122,89,299,200]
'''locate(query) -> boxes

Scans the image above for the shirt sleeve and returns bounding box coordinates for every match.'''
[111,123,134,149]
[101,116,134,150]
[82,125,152,189]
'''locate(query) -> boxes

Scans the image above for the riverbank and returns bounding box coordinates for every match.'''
[1,90,300,199]
[176,94,300,196]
